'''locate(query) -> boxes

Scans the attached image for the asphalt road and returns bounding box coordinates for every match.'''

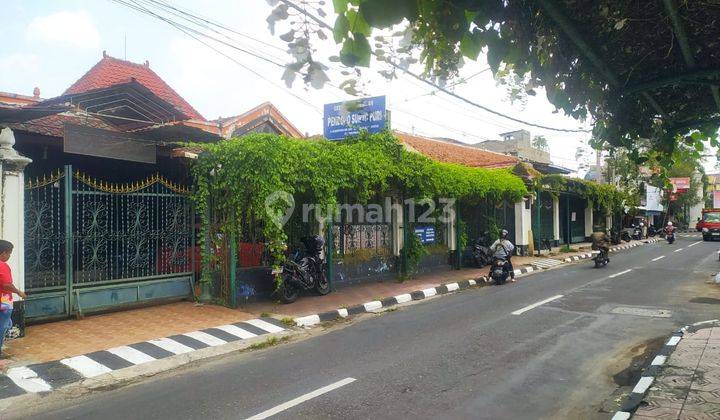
[19,235,720,420]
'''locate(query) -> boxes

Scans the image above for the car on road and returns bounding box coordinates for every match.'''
[701,209,720,241]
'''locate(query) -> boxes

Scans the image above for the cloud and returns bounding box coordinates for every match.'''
[25,10,100,49]
[0,53,41,74]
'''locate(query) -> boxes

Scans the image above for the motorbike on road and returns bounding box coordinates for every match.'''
[592,248,609,268]
[490,257,512,285]
[275,235,330,304]
[666,231,675,244]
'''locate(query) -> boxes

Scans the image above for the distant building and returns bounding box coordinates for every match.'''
[473,129,551,165]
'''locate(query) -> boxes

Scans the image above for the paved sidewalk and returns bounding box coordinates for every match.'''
[7,302,259,364]
[633,325,720,419]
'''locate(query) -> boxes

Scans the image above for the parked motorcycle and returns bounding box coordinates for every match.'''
[490,257,512,285]
[648,225,658,237]
[463,236,493,268]
[593,248,609,268]
[275,235,330,304]
[631,224,643,241]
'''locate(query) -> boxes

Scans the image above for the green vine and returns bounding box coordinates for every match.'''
[538,174,625,216]
[401,231,429,279]
[189,131,528,290]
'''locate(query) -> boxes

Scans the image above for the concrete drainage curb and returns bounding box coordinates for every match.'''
[610,319,720,420]
[294,239,661,327]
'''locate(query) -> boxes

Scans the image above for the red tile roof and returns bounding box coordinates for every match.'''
[9,113,118,138]
[215,102,303,138]
[64,54,205,121]
[395,131,518,169]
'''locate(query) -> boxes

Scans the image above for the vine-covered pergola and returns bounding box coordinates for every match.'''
[272,0,720,160]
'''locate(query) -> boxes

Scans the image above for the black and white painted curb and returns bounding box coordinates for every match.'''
[0,318,287,400]
[295,239,661,327]
[610,319,720,420]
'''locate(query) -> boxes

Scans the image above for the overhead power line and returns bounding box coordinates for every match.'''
[277,0,591,134]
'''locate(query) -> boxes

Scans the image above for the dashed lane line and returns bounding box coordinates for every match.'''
[608,269,632,278]
[687,241,701,247]
[674,248,684,252]
[511,295,564,316]
[651,256,665,262]
[244,378,357,420]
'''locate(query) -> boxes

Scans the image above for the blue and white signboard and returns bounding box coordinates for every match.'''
[323,96,386,140]
[414,226,436,245]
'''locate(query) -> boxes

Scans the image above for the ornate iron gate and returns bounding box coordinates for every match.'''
[24,166,194,320]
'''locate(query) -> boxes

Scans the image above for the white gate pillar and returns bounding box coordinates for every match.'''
[0,128,31,297]
[514,198,532,255]
[584,202,594,238]
[0,128,32,291]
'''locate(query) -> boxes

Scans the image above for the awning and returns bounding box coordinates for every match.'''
[0,104,71,124]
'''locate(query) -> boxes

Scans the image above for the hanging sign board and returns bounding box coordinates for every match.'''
[323,96,386,140]
[64,123,156,164]
[670,177,690,192]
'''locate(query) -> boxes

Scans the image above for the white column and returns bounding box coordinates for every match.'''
[552,195,560,241]
[446,201,456,251]
[514,198,531,247]
[390,198,403,256]
[0,128,32,296]
[606,214,612,231]
[584,203,594,238]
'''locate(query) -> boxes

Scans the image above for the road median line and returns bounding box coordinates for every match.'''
[511,295,564,315]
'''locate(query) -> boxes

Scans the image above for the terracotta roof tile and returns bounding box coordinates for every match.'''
[9,113,119,138]
[64,55,205,121]
[395,131,518,168]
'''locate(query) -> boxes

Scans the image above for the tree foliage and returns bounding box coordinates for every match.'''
[539,174,626,216]
[268,0,720,161]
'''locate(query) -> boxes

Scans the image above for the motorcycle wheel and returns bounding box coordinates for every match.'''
[594,259,601,268]
[314,270,331,295]
[279,281,300,304]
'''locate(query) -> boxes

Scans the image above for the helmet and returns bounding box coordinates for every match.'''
[667,221,673,226]
[501,229,509,238]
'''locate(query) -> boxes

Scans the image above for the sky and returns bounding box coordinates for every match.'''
[0,0,605,173]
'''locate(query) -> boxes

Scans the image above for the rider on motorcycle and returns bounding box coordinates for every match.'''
[591,227,611,259]
[664,221,675,236]
[489,229,515,282]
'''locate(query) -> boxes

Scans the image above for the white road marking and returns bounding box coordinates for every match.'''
[107,345,156,365]
[244,319,285,333]
[6,366,52,393]
[184,330,227,347]
[511,295,564,316]
[394,294,412,304]
[244,377,356,420]
[688,241,701,247]
[651,355,667,366]
[215,324,258,339]
[446,282,459,291]
[674,248,684,253]
[666,336,681,346]
[632,376,654,394]
[651,256,665,262]
[608,269,632,278]
[363,301,382,311]
[148,337,194,355]
[60,355,112,378]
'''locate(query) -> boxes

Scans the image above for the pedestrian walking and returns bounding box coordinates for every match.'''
[0,240,27,357]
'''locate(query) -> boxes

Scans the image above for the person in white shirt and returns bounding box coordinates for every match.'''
[489,229,516,281]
